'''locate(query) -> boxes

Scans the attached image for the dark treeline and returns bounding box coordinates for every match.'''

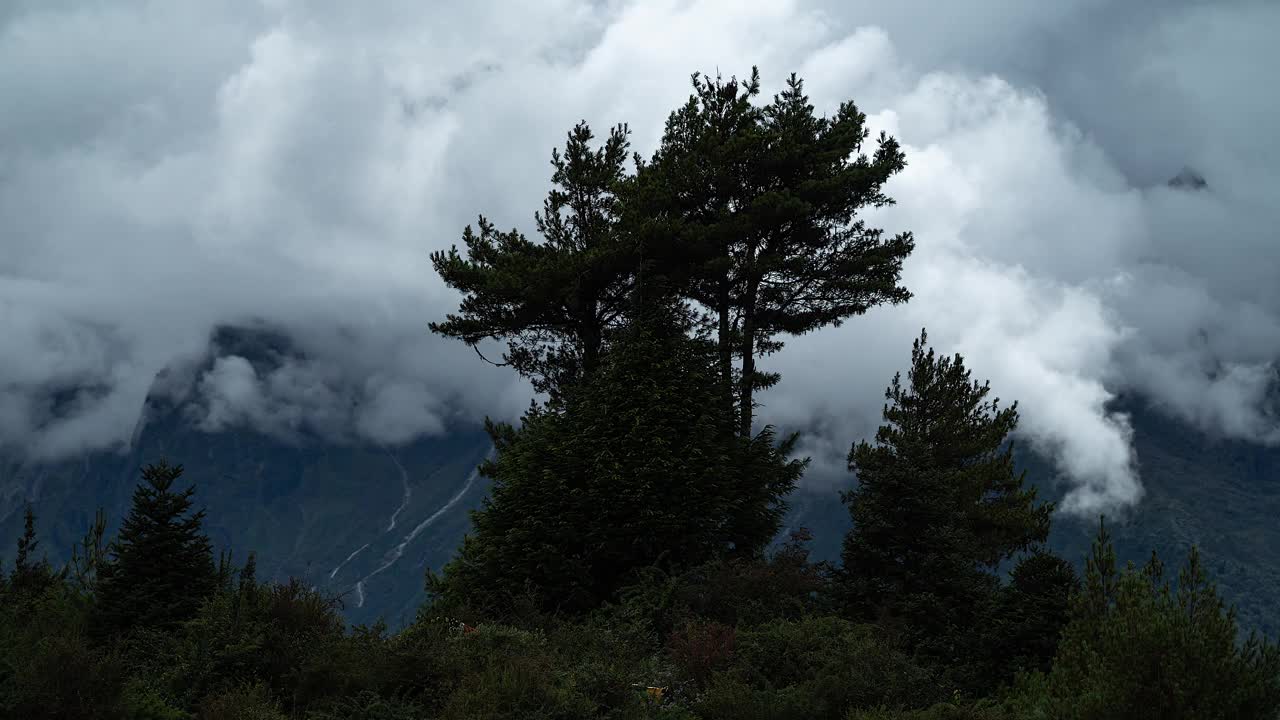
[3,67,1279,720]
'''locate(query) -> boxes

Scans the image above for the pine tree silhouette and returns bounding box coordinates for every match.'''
[92,460,217,639]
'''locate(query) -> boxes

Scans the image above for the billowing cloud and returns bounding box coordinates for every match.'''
[1,0,1276,515]
[188,350,448,446]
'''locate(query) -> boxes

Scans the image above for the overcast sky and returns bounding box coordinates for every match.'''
[2,0,1277,515]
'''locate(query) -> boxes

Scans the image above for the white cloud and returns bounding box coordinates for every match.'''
[1,0,1277,516]
[356,378,446,446]
[196,356,266,433]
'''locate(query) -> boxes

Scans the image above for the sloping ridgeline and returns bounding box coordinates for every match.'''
[0,325,492,629]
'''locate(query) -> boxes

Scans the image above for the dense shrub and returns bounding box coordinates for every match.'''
[304,689,429,720]
[3,629,128,720]
[668,620,737,689]
[433,624,595,720]
[149,571,347,715]
[294,621,449,714]
[0,585,127,720]
[846,700,1016,720]
[120,677,192,720]
[671,529,832,628]
[548,617,679,715]
[693,616,945,719]
[198,683,287,720]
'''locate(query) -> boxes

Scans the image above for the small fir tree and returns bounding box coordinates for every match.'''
[10,505,54,595]
[985,548,1079,679]
[92,460,217,639]
[840,329,1052,685]
[1034,518,1280,719]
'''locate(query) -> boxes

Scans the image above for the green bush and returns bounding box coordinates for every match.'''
[198,683,287,720]
[693,616,945,719]
[165,575,347,713]
[121,678,192,720]
[294,621,449,714]
[0,585,127,720]
[667,620,736,689]
[669,530,833,628]
[696,675,831,720]
[3,629,128,720]
[846,699,1017,720]
[549,617,678,715]
[433,623,596,720]
[304,689,429,720]
[588,538,833,664]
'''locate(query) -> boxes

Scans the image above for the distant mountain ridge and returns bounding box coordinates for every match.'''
[5,327,1280,635]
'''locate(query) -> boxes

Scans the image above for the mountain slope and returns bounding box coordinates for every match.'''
[5,330,1280,635]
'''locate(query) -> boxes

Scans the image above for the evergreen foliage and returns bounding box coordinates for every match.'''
[0,571,129,719]
[984,549,1078,679]
[428,299,804,617]
[430,121,637,402]
[66,508,110,596]
[635,68,915,436]
[691,616,945,718]
[14,506,37,575]
[1030,519,1280,718]
[10,505,55,595]
[93,461,218,640]
[839,329,1056,689]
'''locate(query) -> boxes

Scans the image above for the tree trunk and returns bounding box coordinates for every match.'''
[738,265,760,439]
[717,283,735,421]
[582,322,600,377]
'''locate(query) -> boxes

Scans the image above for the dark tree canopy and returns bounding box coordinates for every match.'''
[430,121,636,403]
[433,68,915,436]
[92,461,217,639]
[428,299,804,617]
[636,68,915,436]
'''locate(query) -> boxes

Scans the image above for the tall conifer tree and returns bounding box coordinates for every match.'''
[637,68,915,436]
